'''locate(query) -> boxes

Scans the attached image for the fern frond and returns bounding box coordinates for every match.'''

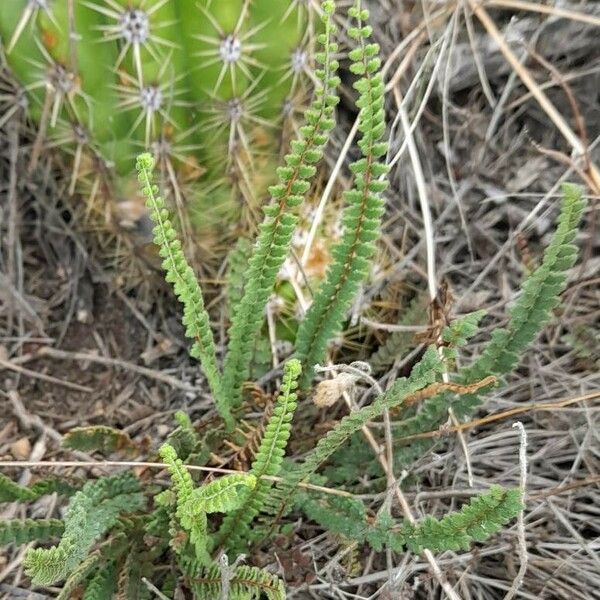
[296,491,369,541]
[159,443,209,562]
[63,425,135,454]
[0,518,64,545]
[221,1,340,409]
[393,184,586,452]
[457,184,586,413]
[83,563,117,600]
[386,486,523,553]
[218,359,301,551]
[24,472,143,586]
[225,238,252,320]
[295,1,389,387]
[159,443,195,507]
[136,153,230,428]
[0,473,36,502]
[265,347,445,521]
[188,563,285,600]
[185,473,256,515]
[0,473,75,502]
[160,443,256,563]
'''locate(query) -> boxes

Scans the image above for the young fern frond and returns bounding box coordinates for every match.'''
[217,359,302,551]
[24,472,143,586]
[185,473,256,515]
[136,153,231,428]
[384,486,523,553]
[187,563,285,600]
[160,443,256,562]
[221,0,340,409]
[159,443,209,563]
[0,518,64,546]
[295,1,389,387]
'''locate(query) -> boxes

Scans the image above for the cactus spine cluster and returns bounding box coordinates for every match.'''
[0,0,314,237]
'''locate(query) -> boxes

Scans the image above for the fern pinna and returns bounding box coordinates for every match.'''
[220,0,340,409]
[295,1,389,386]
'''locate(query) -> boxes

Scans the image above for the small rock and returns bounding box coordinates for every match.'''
[10,437,31,460]
[156,424,170,437]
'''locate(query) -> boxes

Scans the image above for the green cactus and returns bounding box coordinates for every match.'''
[0,0,314,240]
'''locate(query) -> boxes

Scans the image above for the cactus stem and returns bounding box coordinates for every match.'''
[0,68,29,128]
[281,0,315,35]
[26,42,87,128]
[46,118,95,194]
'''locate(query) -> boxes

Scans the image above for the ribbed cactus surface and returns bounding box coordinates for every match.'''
[0,0,313,236]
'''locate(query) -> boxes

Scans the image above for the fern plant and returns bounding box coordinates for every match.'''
[0,0,589,596]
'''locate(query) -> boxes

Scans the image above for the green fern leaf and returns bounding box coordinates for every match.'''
[0,473,75,502]
[296,491,369,541]
[136,153,230,428]
[0,518,64,545]
[387,486,523,553]
[295,2,389,387]
[458,184,586,410]
[185,473,256,515]
[188,563,285,600]
[221,1,340,409]
[63,425,135,454]
[24,472,143,586]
